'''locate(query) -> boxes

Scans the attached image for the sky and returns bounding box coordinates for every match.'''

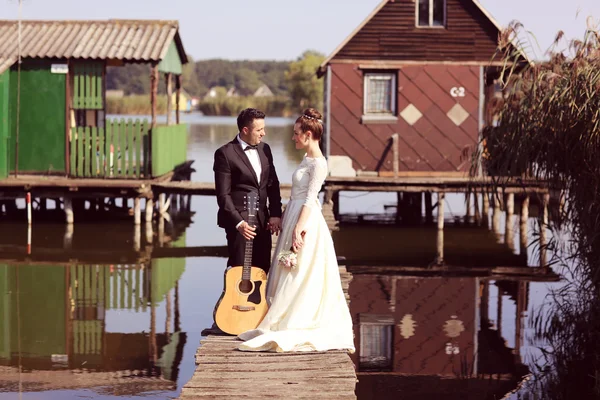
[0,0,598,61]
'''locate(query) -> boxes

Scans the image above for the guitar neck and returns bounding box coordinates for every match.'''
[242,214,257,281]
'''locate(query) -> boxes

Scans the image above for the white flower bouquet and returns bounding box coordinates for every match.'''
[277,250,298,270]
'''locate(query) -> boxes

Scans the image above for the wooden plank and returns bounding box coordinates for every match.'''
[180,335,356,399]
[91,127,97,177]
[77,127,84,177]
[106,120,113,177]
[85,65,91,109]
[98,127,105,177]
[119,118,127,178]
[135,120,142,178]
[128,120,136,178]
[70,128,77,177]
[73,66,80,108]
[96,64,103,109]
[84,127,91,178]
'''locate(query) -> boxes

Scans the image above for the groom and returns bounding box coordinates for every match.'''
[213,108,282,272]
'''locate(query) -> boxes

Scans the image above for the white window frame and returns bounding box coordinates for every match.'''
[363,72,397,120]
[416,0,446,28]
[359,314,394,371]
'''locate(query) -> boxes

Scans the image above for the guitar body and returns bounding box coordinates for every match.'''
[214,266,268,335]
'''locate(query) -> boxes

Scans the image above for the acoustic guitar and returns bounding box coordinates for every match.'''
[214,192,268,335]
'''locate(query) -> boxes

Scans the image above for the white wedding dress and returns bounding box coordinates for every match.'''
[237,155,355,353]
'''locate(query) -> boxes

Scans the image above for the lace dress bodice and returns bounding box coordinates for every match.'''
[290,156,328,209]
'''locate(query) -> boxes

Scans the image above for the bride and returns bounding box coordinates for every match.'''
[237,108,355,353]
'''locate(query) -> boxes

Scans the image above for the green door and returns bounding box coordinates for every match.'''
[9,61,66,173]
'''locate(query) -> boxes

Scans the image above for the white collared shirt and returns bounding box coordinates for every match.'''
[235,135,263,230]
[237,135,262,184]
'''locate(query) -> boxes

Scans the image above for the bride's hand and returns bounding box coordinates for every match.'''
[292,229,305,253]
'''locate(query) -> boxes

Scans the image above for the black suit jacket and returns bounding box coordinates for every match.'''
[213,136,282,231]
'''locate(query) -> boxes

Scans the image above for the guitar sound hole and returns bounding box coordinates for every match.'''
[239,279,253,294]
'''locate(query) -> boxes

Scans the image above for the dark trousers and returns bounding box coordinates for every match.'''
[225,224,272,274]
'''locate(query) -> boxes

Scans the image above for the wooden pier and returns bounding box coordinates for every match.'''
[180,336,357,400]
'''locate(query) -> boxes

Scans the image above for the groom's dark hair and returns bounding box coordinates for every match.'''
[237,108,266,132]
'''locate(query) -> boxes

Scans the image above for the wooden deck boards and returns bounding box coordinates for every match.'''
[179,336,357,399]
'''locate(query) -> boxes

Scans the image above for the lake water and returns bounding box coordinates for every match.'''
[0,114,563,399]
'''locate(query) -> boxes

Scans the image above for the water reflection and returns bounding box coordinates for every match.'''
[350,274,534,399]
[0,116,564,399]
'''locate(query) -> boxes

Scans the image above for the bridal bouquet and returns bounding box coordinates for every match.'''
[277,250,298,270]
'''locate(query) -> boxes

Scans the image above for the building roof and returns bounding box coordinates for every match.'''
[317,0,531,75]
[0,19,188,74]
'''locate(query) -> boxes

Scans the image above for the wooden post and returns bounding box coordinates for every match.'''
[480,281,489,323]
[26,192,32,225]
[134,224,141,251]
[332,191,340,220]
[158,215,165,246]
[465,192,472,224]
[391,133,399,178]
[474,192,481,225]
[145,198,153,222]
[150,64,159,130]
[165,73,173,126]
[436,193,445,265]
[64,196,74,224]
[424,192,433,224]
[497,287,503,331]
[134,198,141,225]
[540,193,549,268]
[505,193,515,250]
[159,193,167,214]
[395,192,402,224]
[492,192,501,238]
[145,221,153,244]
[482,191,490,227]
[63,223,73,249]
[165,289,172,334]
[175,75,182,124]
[520,196,530,261]
[174,281,181,332]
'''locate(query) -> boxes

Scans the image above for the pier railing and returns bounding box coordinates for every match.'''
[69,119,187,179]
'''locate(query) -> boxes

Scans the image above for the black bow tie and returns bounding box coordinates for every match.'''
[244,144,258,151]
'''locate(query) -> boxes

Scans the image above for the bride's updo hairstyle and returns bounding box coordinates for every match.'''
[296,108,324,141]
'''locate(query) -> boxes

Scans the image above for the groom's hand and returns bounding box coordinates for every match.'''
[267,217,282,236]
[237,221,256,240]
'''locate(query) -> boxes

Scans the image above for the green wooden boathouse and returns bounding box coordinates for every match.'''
[0,19,189,180]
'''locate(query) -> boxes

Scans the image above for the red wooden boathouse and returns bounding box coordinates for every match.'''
[318,0,528,177]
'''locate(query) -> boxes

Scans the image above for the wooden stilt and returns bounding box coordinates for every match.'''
[424,192,433,224]
[165,289,172,334]
[492,193,501,238]
[145,221,153,244]
[332,191,340,220]
[396,192,402,224]
[540,193,549,268]
[520,196,530,261]
[63,223,73,249]
[505,193,515,250]
[474,192,481,225]
[465,192,472,223]
[64,196,74,224]
[145,198,153,222]
[497,287,503,331]
[134,198,141,225]
[436,192,445,265]
[158,216,165,246]
[482,191,490,227]
[134,224,141,251]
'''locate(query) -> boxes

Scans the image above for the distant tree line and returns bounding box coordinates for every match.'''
[105,50,325,116]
